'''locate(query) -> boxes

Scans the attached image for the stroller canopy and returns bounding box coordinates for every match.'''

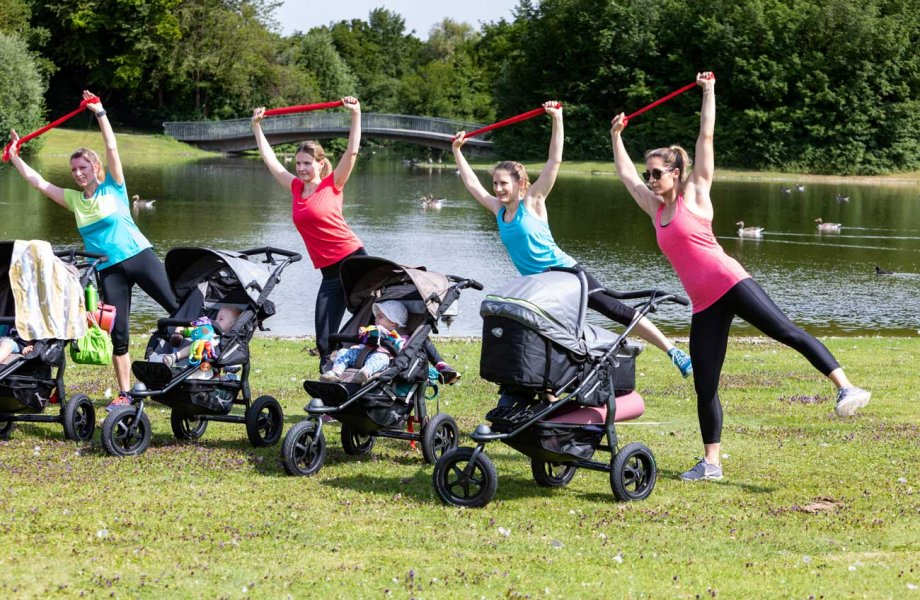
[340,256,452,320]
[166,248,274,308]
[481,270,619,356]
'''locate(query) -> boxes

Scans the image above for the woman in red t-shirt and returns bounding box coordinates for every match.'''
[251,97,366,364]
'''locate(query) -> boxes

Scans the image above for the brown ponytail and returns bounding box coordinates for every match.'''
[645,145,692,187]
[70,147,105,182]
[492,161,531,196]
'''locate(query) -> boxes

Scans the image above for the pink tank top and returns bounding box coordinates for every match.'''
[291,175,363,269]
[655,196,749,313]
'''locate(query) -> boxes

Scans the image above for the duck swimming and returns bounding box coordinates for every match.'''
[815,218,841,232]
[420,194,443,210]
[131,194,156,208]
[735,221,764,238]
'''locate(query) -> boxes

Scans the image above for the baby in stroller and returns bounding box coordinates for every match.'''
[0,328,33,364]
[149,305,242,374]
[321,300,407,384]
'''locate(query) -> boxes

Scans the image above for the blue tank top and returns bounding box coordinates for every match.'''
[497,202,575,276]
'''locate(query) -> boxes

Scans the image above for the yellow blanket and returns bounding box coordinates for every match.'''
[10,240,87,341]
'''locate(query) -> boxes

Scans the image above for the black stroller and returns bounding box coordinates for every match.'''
[0,241,106,442]
[281,256,482,476]
[432,268,689,507]
[99,246,301,457]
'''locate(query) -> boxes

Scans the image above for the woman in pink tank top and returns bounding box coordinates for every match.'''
[610,72,871,482]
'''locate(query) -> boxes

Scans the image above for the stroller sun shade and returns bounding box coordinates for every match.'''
[165,248,275,308]
[480,270,590,356]
[339,256,452,320]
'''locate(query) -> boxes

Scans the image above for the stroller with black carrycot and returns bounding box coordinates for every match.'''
[99,246,301,457]
[281,256,482,476]
[0,241,106,442]
[432,267,689,507]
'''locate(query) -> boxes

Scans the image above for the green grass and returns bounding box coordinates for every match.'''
[32,128,217,162]
[1,336,917,597]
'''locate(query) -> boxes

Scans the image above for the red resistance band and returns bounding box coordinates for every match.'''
[457,102,563,140]
[263,100,344,117]
[623,73,715,126]
[3,96,101,162]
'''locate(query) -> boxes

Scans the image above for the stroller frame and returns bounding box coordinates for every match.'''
[99,246,301,457]
[281,256,483,476]
[433,268,689,507]
[0,248,106,442]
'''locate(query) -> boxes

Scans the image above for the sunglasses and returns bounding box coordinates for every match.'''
[642,167,675,182]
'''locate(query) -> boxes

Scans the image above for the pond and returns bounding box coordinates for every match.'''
[2,154,919,338]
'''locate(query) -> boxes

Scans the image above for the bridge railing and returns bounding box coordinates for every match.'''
[163,113,491,142]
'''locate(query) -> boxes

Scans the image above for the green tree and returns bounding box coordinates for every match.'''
[0,32,46,155]
[284,28,357,100]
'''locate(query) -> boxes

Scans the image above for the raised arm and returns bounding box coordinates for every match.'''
[7,129,67,208]
[526,101,564,210]
[610,114,660,218]
[251,107,296,189]
[451,132,501,215]
[692,72,715,193]
[333,96,361,190]
[84,91,124,185]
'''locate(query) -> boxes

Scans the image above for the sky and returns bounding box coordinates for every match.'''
[274,1,521,39]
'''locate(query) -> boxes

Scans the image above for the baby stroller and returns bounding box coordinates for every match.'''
[281,256,482,476]
[432,267,689,507]
[99,246,301,457]
[0,241,106,442]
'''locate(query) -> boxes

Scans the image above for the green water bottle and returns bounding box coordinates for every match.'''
[85,283,99,311]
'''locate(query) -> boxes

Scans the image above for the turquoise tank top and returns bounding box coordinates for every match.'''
[497,202,575,276]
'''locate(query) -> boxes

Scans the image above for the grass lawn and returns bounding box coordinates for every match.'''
[1,336,917,598]
[31,128,216,162]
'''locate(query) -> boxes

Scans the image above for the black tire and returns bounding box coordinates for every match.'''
[63,394,96,442]
[421,413,459,464]
[101,409,152,457]
[245,395,283,447]
[432,447,498,508]
[531,460,578,487]
[0,417,14,440]
[340,423,375,456]
[281,421,326,476]
[170,410,208,441]
[610,442,657,501]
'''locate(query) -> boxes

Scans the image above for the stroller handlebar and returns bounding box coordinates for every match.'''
[601,288,690,306]
[447,275,484,291]
[237,246,303,263]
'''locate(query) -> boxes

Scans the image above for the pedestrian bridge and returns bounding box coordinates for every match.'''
[163,112,494,155]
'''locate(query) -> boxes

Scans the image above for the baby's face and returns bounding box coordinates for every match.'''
[376,315,398,330]
[215,308,239,331]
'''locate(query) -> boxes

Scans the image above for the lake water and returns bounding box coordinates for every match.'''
[2,154,919,338]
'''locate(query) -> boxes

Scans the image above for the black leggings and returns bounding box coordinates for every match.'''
[316,248,368,361]
[574,265,637,326]
[99,249,177,355]
[690,278,840,444]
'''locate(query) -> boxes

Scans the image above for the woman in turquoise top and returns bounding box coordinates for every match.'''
[9,90,177,408]
[452,101,693,377]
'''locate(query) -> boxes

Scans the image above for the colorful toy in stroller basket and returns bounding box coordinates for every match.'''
[99,246,301,457]
[281,256,482,477]
[432,267,690,507]
[0,240,107,442]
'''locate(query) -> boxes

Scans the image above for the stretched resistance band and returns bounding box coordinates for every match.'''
[3,95,101,162]
[622,73,715,126]
[263,100,344,117]
[457,102,563,140]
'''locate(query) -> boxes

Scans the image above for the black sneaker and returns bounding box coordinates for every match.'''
[436,363,460,385]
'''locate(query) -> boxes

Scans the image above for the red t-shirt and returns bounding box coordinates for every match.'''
[291,175,363,269]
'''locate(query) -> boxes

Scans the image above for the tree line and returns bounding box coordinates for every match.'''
[2,0,918,174]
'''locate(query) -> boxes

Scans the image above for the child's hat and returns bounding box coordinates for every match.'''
[372,301,407,328]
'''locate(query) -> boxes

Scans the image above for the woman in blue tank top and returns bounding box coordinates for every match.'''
[452,101,693,378]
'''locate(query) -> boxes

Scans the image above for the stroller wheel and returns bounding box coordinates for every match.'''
[341,423,375,456]
[63,394,96,442]
[610,442,657,501]
[421,413,459,464]
[101,408,152,457]
[432,447,497,508]
[281,421,326,476]
[170,410,209,441]
[0,417,15,440]
[531,460,577,488]
[246,395,283,447]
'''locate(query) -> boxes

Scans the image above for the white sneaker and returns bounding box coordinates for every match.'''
[320,370,342,382]
[680,458,723,481]
[834,387,871,417]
